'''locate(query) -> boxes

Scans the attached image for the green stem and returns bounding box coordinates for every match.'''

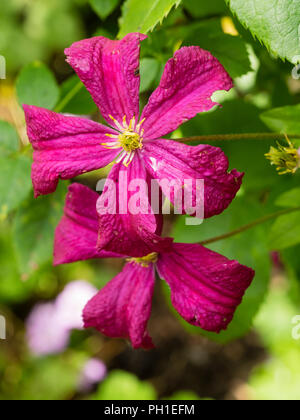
[55,81,83,113]
[176,133,300,143]
[200,207,300,246]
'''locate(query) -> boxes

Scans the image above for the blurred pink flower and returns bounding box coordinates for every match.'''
[26,281,97,356]
[23,33,243,258]
[54,183,255,349]
[78,358,107,392]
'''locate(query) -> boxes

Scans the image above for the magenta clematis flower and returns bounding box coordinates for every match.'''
[24,33,243,257]
[54,183,254,349]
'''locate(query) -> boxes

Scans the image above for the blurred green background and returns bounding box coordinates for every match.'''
[1,0,300,400]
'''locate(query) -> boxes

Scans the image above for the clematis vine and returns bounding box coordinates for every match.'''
[54,184,255,349]
[24,33,243,257]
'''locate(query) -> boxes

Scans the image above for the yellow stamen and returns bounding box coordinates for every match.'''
[107,115,146,167]
[265,134,300,175]
[127,252,158,267]
[136,118,146,133]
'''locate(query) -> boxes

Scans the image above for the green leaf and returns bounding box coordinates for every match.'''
[94,370,156,400]
[0,155,32,218]
[0,225,28,302]
[269,211,300,250]
[225,0,300,63]
[167,19,251,78]
[90,0,120,20]
[166,390,201,400]
[118,0,181,38]
[140,58,161,92]
[18,354,84,400]
[0,121,19,156]
[275,188,300,208]
[171,196,271,343]
[13,183,67,277]
[261,104,300,134]
[59,75,97,115]
[16,62,60,110]
[183,0,227,18]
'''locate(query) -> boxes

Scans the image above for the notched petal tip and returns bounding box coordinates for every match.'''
[64,33,147,128]
[157,243,255,334]
[83,262,155,349]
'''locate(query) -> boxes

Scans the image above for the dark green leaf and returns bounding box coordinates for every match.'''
[276,188,300,208]
[0,155,32,217]
[225,0,300,63]
[261,104,300,134]
[118,0,181,38]
[140,58,161,92]
[183,0,227,18]
[13,183,67,276]
[59,75,97,115]
[0,121,19,155]
[90,0,120,20]
[16,62,60,110]
[181,100,277,191]
[269,211,300,250]
[167,19,251,78]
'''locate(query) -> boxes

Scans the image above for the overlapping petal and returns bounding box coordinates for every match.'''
[156,243,254,333]
[97,155,173,257]
[143,139,243,219]
[24,106,120,197]
[83,262,155,349]
[54,183,121,265]
[65,33,147,128]
[140,46,233,139]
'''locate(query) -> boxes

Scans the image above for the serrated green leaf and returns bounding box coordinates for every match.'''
[118,0,181,38]
[16,62,60,110]
[269,211,300,250]
[0,121,19,156]
[90,0,120,20]
[225,0,300,63]
[276,188,300,208]
[13,183,67,276]
[0,155,32,217]
[261,104,300,134]
[171,196,271,343]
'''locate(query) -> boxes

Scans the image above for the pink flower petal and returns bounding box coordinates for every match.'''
[141,47,233,139]
[65,33,147,128]
[83,262,155,349]
[24,106,120,197]
[156,243,255,333]
[143,139,243,219]
[97,156,173,257]
[54,183,121,265]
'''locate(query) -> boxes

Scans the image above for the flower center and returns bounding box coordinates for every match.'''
[265,135,300,175]
[102,115,146,167]
[118,130,142,152]
[127,252,158,267]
